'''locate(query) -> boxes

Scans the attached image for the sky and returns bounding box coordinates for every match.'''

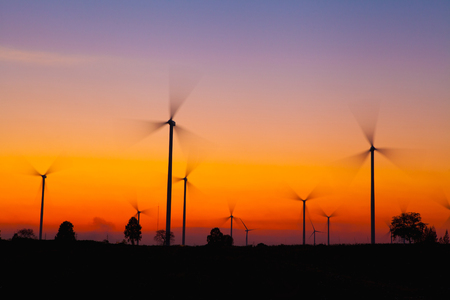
[0,0,449,245]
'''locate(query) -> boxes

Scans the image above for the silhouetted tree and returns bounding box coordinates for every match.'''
[55,221,76,242]
[419,226,438,243]
[390,212,426,244]
[13,228,36,240]
[439,230,449,244]
[206,228,233,246]
[223,234,233,246]
[154,229,174,246]
[124,217,142,245]
[207,227,223,246]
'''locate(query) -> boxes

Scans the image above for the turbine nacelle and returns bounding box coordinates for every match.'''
[167,119,176,126]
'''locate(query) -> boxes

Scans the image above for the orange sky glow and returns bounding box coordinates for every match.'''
[1,1,449,245]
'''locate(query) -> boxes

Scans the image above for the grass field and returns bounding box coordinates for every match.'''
[1,240,448,299]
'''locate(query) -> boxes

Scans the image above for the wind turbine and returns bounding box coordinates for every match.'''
[118,67,202,246]
[129,198,153,245]
[317,207,338,246]
[288,186,324,245]
[240,219,255,246]
[25,157,67,240]
[309,219,322,246]
[221,203,239,240]
[348,102,405,244]
[174,171,199,246]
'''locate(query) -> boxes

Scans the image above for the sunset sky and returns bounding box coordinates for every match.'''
[1,1,449,245]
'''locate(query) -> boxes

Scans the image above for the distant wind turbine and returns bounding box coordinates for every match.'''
[24,157,68,240]
[221,202,239,240]
[309,219,322,246]
[117,66,202,246]
[288,185,325,245]
[240,219,255,246]
[317,207,339,246]
[129,198,153,246]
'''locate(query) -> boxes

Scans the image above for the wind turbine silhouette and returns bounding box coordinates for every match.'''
[317,208,338,246]
[119,67,202,246]
[309,219,322,246]
[174,168,199,246]
[240,219,255,246]
[222,203,239,240]
[288,186,323,245]
[129,198,153,245]
[25,157,67,240]
[348,102,404,244]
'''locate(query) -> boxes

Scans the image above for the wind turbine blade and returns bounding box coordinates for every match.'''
[127,192,139,212]
[186,181,204,199]
[16,156,43,176]
[240,219,248,231]
[169,65,202,119]
[175,125,214,176]
[377,147,425,173]
[283,184,304,201]
[115,119,166,148]
[228,201,236,215]
[45,155,71,175]
[432,188,450,211]
[328,150,370,188]
[140,207,156,218]
[315,206,329,218]
[349,100,380,146]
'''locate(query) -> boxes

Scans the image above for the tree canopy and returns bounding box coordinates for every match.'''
[124,217,142,245]
[390,212,427,243]
[55,221,76,242]
[154,230,174,246]
[207,227,233,246]
[13,228,36,240]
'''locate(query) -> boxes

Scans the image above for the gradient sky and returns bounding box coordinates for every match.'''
[1,0,449,245]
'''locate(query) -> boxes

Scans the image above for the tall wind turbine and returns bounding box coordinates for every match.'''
[349,102,405,245]
[118,67,202,246]
[317,208,338,246]
[175,129,210,246]
[175,172,198,246]
[240,219,255,246]
[25,158,67,240]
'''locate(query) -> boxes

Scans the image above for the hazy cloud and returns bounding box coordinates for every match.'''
[0,46,97,66]
[92,217,116,231]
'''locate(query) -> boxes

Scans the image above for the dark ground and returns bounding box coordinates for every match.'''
[1,240,448,299]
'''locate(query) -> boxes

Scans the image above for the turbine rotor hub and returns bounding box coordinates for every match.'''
[167,119,176,126]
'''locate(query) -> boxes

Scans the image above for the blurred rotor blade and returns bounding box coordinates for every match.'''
[315,206,328,218]
[45,154,71,175]
[127,191,139,212]
[283,184,304,201]
[140,207,156,218]
[17,156,42,176]
[228,201,236,215]
[169,65,202,119]
[175,125,214,177]
[186,181,205,199]
[218,216,231,227]
[173,176,184,183]
[328,150,370,188]
[377,147,425,173]
[349,100,380,146]
[115,119,166,148]
[432,188,450,211]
